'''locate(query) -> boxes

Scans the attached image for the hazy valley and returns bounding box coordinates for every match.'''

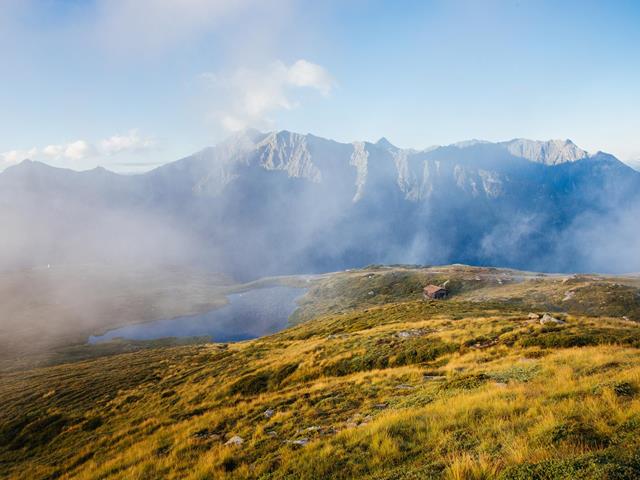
[2,131,640,279]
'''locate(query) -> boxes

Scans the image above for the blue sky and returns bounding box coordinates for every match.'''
[1,0,639,171]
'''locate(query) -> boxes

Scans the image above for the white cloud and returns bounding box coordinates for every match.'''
[40,131,154,162]
[199,59,335,132]
[42,144,63,157]
[3,129,156,171]
[64,140,92,161]
[287,60,334,96]
[100,129,155,155]
[42,140,92,161]
[1,147,37,166]
[221,115,248,133]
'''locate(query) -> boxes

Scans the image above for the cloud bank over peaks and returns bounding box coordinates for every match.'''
[1,147,38,168]
[100,130,156,155]
[198,59,335,132]
[0,129,156,171]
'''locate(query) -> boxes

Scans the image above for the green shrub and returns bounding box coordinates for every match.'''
[322,339,456,377]
[500,449,640,479]
[549,420,610,448]
[82,416,103,431]
[613,381,636,398]
[443,373,490,390]
[488,365,540,383]
[5,412,74,450]
[271,362,299,385]
[228,363,300,396]
[229,371,271,395]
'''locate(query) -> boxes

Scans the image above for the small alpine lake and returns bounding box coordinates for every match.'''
[88,286,307,344]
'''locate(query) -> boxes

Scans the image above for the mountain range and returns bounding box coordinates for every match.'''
[1,130,639,279]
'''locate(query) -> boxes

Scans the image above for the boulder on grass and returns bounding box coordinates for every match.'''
[225,435,244,446]
[540,314,565,325]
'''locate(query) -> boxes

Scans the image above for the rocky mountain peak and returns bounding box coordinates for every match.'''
[502,138,588,165]
[254,130,322,182]
[375,137,397,150]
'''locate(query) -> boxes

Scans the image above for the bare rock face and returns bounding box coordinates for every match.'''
[528,313,541,320]
[350,141,369,202]
[256,131,322,183]
[503,139,588,166]
[540,314,565,325]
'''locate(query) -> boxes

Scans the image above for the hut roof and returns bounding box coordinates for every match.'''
[423,285,446,295]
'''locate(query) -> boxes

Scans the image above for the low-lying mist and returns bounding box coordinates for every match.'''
[2,134,640,364]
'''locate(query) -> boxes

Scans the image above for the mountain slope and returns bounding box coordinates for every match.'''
[2,266,640,479]
[1,131,639,278]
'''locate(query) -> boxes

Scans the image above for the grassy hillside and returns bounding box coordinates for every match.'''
[2,266,640,479]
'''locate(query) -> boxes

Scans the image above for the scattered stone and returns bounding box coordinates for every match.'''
[395,384,415,390]
[471,339,498,349]
[540,314,565,325]
[373,403,388,409]
[528,313,540,320]
[368,290,375,296]
[263,408,275,418]
[289,438,309,446]
[563,291,576,302]
[623,316,630,322]
[423,375,447,381]
[193,429,220,441]
[225,435,244,446]
[395,328,430,339]
[346,413,373,428]
[305,426,321,432]
[42,389,56,399]
[267,430,278,437]
[327,333,348,340]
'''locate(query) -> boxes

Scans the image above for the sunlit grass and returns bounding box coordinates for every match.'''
[2,266,640,479]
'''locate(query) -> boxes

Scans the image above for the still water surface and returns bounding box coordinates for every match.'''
[89,286,306,343]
